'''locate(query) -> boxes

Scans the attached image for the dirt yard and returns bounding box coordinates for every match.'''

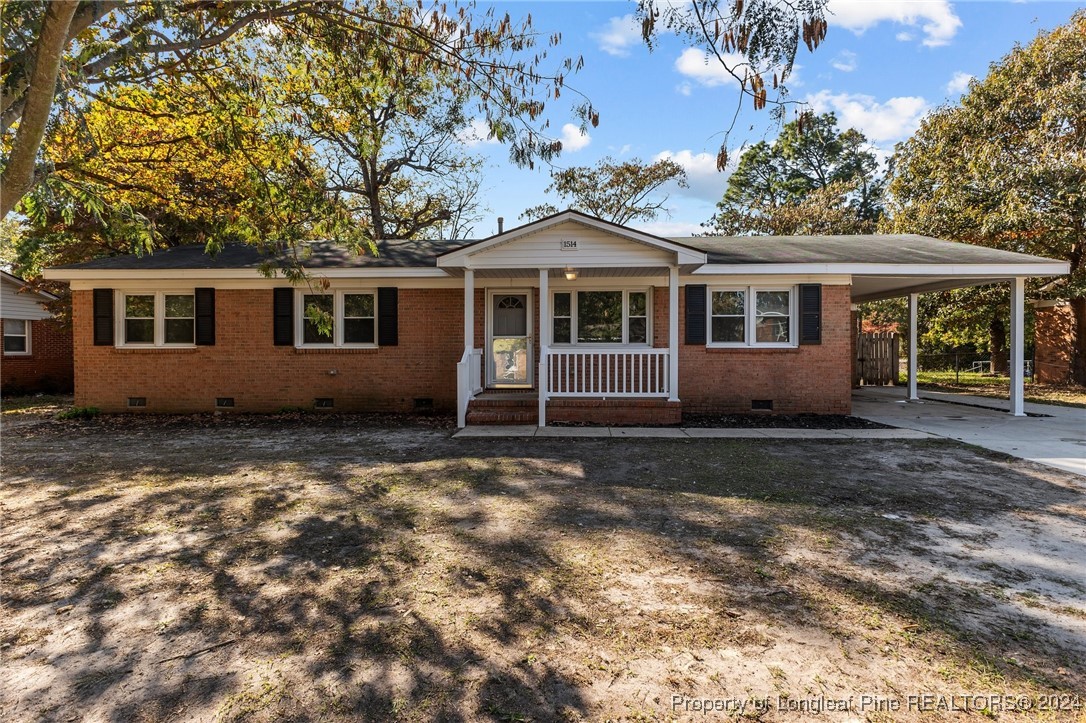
[2,408,1085,722]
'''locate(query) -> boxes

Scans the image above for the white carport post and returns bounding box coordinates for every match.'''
[668,265,680,402]
[907,292,919,401]
[538,268,550,427]
[463,268,474,352]
[1009,276,1026,416]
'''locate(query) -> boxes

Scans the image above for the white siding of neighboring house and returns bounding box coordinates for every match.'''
[1,276,52,320]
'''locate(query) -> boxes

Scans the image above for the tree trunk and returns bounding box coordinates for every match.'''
[990,316,1009,375]
[0,0,79,219]
[1070,296,1086,386]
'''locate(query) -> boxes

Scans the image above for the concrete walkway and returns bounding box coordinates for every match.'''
[454,425,934,440]
[852,386,1085,477]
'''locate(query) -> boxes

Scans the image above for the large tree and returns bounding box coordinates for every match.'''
[706,111,883,235]
[520,156,687,226]
[1,0,592,219]
[887,10,1086,382]
[274,24,484,241]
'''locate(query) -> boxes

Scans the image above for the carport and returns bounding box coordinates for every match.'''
[685,234,1070,417]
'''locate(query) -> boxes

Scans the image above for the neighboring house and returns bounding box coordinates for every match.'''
[43,210,1068,424]
[1,271,74,395]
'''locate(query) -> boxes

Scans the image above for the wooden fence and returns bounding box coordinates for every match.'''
[855,332,899,386]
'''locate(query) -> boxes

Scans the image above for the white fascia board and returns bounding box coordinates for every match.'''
[694,262,1070,277]
[44,267,451,281]
[685,273,851,286]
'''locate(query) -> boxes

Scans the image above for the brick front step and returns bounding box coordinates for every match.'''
[466,396,682,426]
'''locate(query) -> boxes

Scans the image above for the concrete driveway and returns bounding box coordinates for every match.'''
[853,386,1086,476]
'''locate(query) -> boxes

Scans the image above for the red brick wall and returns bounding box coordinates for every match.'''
[72,288,462,413]
[1034,303,1075,384]
[70,283,853,415]
[677,285,853,414]
[1,318,74,394]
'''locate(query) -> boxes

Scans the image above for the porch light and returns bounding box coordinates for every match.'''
[563,266,578,281]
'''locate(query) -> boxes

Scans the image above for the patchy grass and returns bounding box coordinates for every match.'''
[0,393,73,415]
[911,371,1086,408]
[2,416,1084,721]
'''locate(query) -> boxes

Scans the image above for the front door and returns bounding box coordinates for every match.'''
[488,292,532,387]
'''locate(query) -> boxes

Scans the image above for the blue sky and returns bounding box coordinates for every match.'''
[459,1,1081,238]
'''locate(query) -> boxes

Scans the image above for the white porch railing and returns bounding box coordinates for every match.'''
[456,347,483,427]
[547,348,670,397]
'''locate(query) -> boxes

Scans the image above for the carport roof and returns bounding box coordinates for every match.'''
[678,234,1057,266]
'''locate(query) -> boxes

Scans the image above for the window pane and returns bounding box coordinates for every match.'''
[4,335,27,353]
[711,317,745,343]
[712,291,744,316]
[5,319,26,335]
[628,291,646,317]
[577,291,622,343]
[756,290,789,316]
[756,317,790,343]
[344,293,374,318]
[344,318,375,344]
[553,292,570,317]
[126,319,154,343]
[165,294,194,318]
[628,317,647,344]
[553,318,571,344]
[164,318,194,344]
[303,294,334,344]
[125,295,154,318]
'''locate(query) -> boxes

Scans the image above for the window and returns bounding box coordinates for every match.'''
[121,292,195,346]
[551,289,651,346]
[3,319,29,354]
[297,290,376,347]
[709,287,795,347]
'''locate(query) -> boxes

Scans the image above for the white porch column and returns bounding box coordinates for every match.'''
[907,292,919,401]
[463,268,474,351]
[538,268,550,427]
[1009,276,1026,416]
[668,264,680,402]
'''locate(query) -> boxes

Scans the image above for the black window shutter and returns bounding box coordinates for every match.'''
[799,284,822,345]
[92,288,114,346]
[684,284,706,345]
[195,288,215,345]
[377,287,398,346]
[273,288,294,346]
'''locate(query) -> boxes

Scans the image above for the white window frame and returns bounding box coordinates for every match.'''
[3,318,31,355]
[295,289,378,349]
[550,288,653,347]
[707,286,797,349]
[116,291,196,348]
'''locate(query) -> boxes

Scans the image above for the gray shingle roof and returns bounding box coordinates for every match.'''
[674,234,1058,266]
[53,239,475,270]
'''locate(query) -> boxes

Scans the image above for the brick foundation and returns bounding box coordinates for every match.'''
[1,318,74,395]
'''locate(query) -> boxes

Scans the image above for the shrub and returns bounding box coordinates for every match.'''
[57,406,100,420]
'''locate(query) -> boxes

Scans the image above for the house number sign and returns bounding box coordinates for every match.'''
[560,238,578,251]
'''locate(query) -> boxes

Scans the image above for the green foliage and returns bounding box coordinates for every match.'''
[521,156,687,225]
[707,112,883,235]
[57,406,100,420]
[886,10,1085,378]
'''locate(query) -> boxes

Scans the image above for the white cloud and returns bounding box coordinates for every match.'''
[674,47,750,87]
[805,90,929,143]
[654,149,731,202]
[591,14,642,57]
[827,0,962,47]
[831,50,857,72]
[676,81,693,96]
[560,123,591,152]
[635,219,706,238]
[458,118,500,147]
[896,31,914,42]
[945,71,974,95]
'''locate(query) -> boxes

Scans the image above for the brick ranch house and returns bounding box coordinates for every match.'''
[43,210,1068,426]
[1,271,74,395]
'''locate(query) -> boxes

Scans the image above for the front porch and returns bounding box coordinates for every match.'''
[464,390,682,426]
